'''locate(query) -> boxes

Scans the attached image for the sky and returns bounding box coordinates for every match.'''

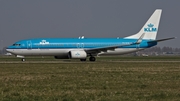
[0,0,180,49]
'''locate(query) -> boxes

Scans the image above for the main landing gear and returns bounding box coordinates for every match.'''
[80,58,86,61]
[89,56,96,61]
[80,56,96,62]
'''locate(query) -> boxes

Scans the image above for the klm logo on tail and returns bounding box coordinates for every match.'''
[144,23,157,32]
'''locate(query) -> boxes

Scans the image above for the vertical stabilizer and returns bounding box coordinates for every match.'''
[125,9,162,40]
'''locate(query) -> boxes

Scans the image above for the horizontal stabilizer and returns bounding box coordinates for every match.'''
[148,37,176,43]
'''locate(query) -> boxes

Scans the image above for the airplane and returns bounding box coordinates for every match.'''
[6,9,175,62]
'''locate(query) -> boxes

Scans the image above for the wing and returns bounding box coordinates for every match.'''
[85,33,146,55]
[84,42,137,55]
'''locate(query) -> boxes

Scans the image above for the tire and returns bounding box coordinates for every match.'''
[80,59,86,61]
[22,58,25,62]
[89,57,96,61]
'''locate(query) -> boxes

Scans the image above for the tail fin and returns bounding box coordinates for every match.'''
[125,9,162,40]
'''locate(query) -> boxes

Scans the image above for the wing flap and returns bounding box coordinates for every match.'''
[85,42,136,54]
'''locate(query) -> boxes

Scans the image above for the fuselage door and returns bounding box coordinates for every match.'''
[27,40,32,49]
[76,43,84,48]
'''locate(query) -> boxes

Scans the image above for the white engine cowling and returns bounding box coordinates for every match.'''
[69,50,87,59]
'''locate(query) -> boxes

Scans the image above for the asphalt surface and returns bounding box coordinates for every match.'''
[0,60,180,63]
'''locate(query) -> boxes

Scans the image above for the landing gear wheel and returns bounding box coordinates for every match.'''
[22,58,25,62]
[80,59,86,61]
[89,57,96,62]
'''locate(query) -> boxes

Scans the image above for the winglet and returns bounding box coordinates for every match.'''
[135,33,145,44]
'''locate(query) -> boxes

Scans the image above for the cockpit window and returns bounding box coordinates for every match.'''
[13,44,21,46]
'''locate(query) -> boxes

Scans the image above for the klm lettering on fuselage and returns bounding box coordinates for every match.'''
[144,23,157,32]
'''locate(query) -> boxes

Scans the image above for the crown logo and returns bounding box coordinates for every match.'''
[42,40,46,43]
[148,23,154,27]
[40,40,49,44]
[75,52,80,56]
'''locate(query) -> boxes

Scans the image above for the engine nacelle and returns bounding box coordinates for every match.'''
[69,50,87,59]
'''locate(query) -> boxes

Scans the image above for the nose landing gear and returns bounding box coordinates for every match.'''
[21,58,25,62]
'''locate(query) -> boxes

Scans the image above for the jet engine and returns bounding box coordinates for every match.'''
[69,50,87,59]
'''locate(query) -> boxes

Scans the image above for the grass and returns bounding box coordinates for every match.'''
[0,56,180,100]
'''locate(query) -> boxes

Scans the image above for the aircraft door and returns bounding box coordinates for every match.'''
[76,43,84,48]
[27,40,32,49]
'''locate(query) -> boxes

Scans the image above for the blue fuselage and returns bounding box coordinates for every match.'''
[6,38,157,57]
[7,38,156,49]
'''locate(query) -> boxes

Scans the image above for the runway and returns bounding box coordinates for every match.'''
[0,60,180,64]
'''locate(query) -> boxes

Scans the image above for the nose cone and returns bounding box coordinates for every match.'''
[6,46,13,53]
[6,48,11,53]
